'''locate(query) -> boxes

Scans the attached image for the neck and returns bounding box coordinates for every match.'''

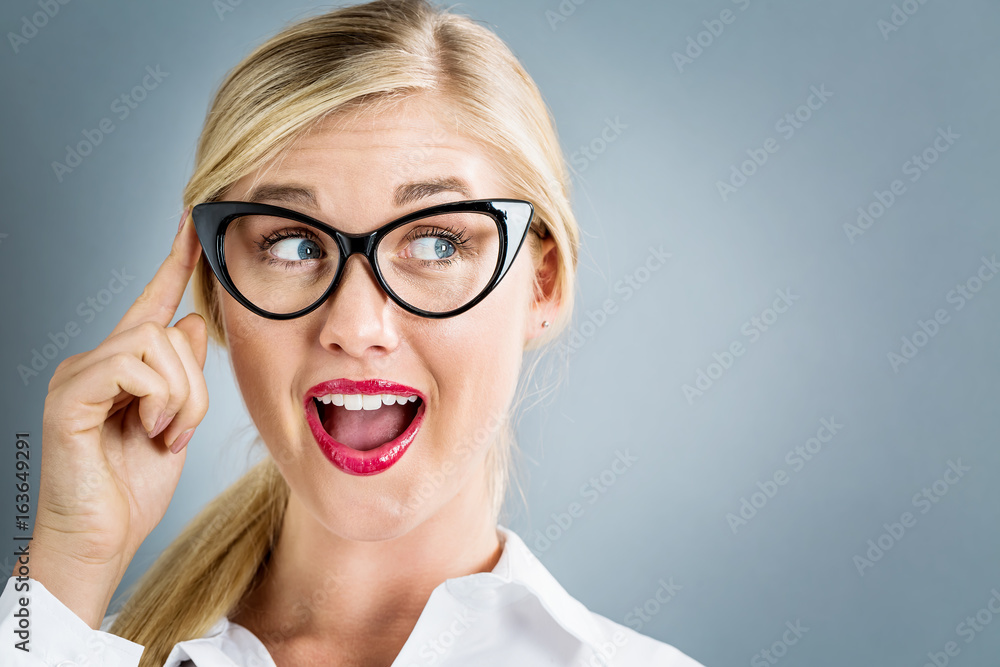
[231,473,503,662]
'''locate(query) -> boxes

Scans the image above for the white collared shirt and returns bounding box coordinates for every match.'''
[0,525,705,666]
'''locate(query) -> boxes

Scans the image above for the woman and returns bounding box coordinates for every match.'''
[1,1,705,665]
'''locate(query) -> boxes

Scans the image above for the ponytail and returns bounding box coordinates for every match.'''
[108,456,288,667]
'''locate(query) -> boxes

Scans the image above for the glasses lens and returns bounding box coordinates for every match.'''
[377,211,501,314]
[220,209,503,316]
[223,214,341,315]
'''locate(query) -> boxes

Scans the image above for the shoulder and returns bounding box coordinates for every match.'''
[493,526,706,666]
[585,610,706,666]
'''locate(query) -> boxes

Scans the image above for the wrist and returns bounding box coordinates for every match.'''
[25,531,129,630]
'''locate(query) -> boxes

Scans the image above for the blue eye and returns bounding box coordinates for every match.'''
[271,237,323,261]
[410,237,456,261]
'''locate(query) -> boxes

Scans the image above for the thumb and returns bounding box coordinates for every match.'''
[173,313,208,369]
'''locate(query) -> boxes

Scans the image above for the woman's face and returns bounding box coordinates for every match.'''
[216,94,554,540]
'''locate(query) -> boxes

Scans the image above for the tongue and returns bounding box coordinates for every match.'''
[322,402,413,451]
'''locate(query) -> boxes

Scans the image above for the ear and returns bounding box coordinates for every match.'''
[525,234,561,342]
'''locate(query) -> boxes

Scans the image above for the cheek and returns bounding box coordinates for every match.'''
[221,301,303,439]
[420,266,530,440]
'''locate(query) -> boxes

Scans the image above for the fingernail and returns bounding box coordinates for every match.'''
[149,411,172,439]
[170,428,195,454]
[178,206,190,233]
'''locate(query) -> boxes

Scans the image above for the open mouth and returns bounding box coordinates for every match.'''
[311,393,422,452]
[303,384,426,476]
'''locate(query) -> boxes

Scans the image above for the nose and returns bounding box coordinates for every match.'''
[317,253,399,359]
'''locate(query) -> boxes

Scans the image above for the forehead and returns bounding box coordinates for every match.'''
[224,94,505,226]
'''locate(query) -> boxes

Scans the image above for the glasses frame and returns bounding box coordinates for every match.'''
[191,198,537,320]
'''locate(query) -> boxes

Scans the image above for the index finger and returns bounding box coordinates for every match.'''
[110,208,202,337]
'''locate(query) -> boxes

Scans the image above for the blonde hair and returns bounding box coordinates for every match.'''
[108,1,579,664]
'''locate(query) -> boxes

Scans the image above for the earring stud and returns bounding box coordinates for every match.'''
[542,320,550,328]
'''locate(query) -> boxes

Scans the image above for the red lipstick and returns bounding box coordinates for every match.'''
[303,379,426,475]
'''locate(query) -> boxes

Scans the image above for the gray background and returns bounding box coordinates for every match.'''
[2,0,998,665]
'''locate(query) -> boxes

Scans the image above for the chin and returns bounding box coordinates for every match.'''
[308,485,446,543]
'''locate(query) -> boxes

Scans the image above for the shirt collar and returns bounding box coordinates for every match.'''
[167,524,603,665]
[431,524,608,658]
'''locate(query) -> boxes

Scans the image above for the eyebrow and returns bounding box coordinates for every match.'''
[243,177,473,210]
[393,177,473,207]
[245,184,317,207]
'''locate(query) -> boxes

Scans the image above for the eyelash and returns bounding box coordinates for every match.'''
[254,228,324,268]
[406,225,470,248]
[253,225,471,267]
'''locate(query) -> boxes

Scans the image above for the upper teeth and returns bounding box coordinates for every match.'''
[316,393,419,411]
